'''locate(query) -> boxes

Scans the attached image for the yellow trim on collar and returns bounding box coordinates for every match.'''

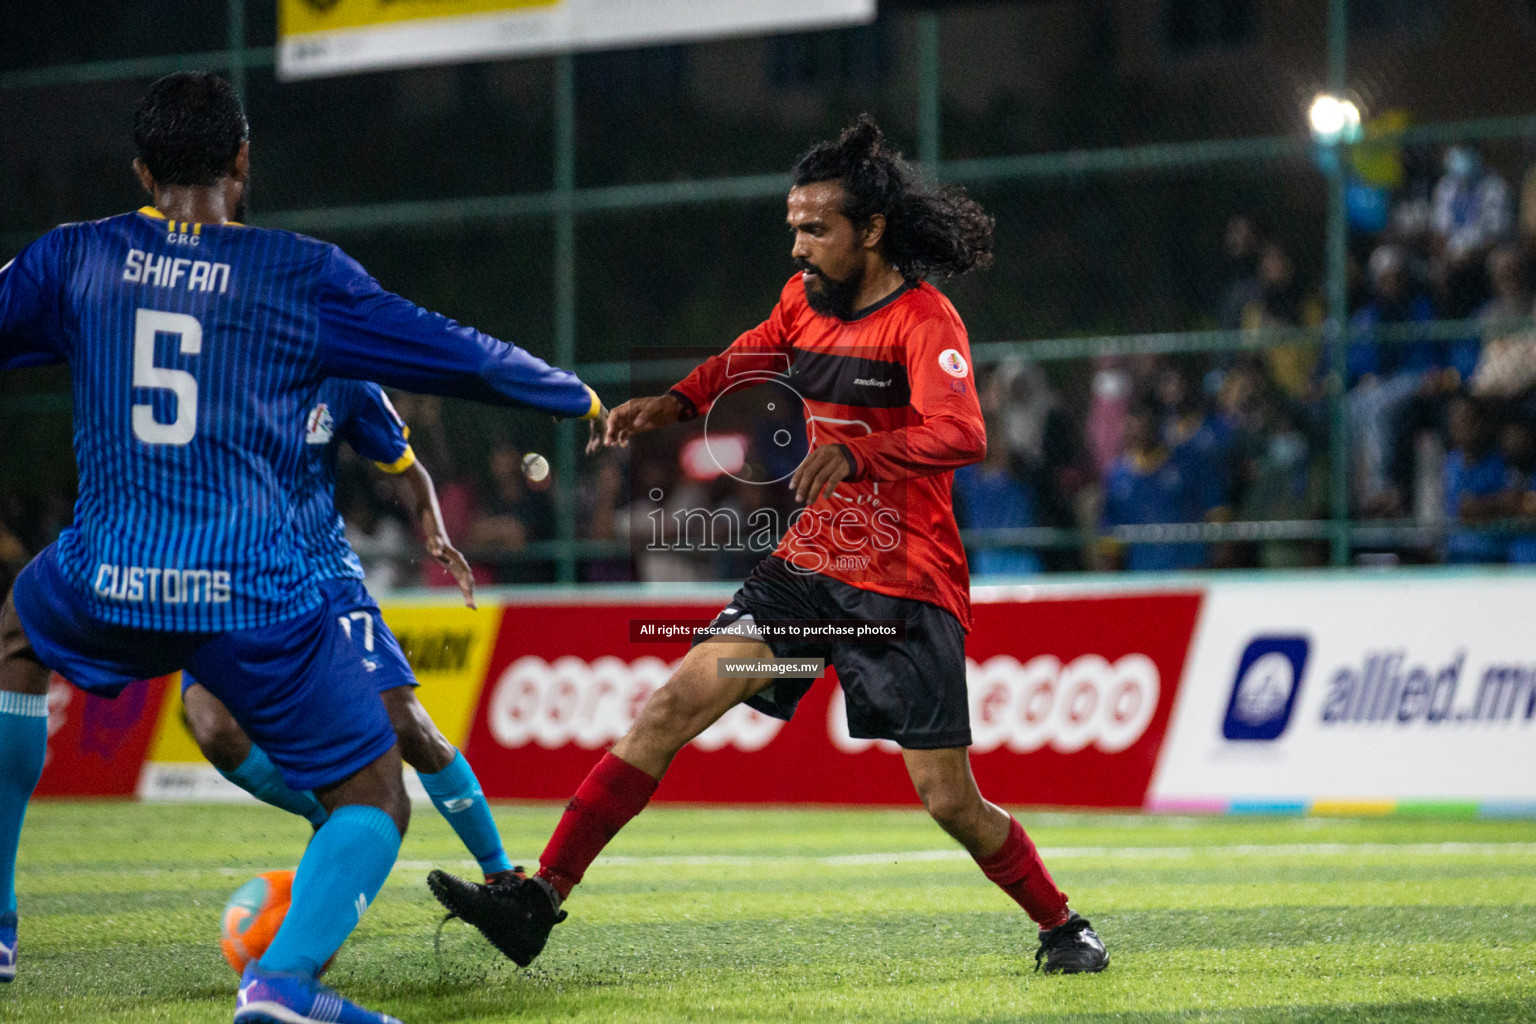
[136,206,242,228]
[373,445,417,475]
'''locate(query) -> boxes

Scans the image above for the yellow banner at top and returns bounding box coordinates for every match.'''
[277,0,875,80]
[280,0,556,38]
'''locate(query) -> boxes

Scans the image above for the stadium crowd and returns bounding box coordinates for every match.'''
[950,141,1536,575]
[6,142,1536,588]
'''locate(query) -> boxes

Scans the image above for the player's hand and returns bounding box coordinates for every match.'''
[605,394,683,448]
[423,528,476,609]
[791,444,854,505]
[585,404,609,456]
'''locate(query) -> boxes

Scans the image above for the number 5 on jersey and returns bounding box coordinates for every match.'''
[133,308,201,446]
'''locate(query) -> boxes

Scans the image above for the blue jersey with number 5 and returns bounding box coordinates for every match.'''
[0,208,596,632]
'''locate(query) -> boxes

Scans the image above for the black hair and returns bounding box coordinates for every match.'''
[133,72,248,188]
[791,115,993,281]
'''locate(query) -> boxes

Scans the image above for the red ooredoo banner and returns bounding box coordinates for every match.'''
[462,590,1203,807]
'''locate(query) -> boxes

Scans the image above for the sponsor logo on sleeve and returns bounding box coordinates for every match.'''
[938,349,969,378]
[305,403,334,445]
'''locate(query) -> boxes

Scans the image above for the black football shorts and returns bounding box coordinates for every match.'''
[692,555,971,749]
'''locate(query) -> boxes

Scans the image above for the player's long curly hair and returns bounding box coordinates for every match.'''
[792,115,994,281]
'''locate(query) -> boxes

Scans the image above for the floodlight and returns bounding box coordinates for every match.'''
[1308,94,1361,143]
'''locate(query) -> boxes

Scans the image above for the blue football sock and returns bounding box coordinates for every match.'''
[221,745,329,828]
[0,693,48,915]
[418,750,513,876]
[259,804,400,977]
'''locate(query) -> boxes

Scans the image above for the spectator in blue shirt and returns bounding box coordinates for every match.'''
[1157,364,1231,520]
[955,366,1049,576]
[1499,420,1536,563]
[1100,399,1204,572]
[1443,395,1512,563]
[1346,245,1443,517]
[953,449,1043,576]
[1348,245,1439,383]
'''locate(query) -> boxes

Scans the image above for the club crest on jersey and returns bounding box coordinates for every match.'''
[305,403,335,445]
[938,349,968,378]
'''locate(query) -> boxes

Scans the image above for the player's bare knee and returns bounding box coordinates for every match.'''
[383,688,454,774]
[0,595,50,696]
[398,726,454,775]
[910,764,982,830]
[918,784,973,829]
[318,745,411,835]
[201,721,252,774]
[385,783,411,837]
[365,771,411,837]
[182,688,251,771]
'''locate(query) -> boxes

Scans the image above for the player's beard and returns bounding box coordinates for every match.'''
[796,258,863,320]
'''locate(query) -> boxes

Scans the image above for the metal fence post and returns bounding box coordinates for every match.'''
[916,12,940,172]
[227,0,247,100]
[554,52,579,584]
[1325,0,1351,566]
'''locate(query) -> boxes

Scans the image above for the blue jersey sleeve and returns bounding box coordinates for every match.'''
[338,381,415,473]
[0,232,70,371]
[315,247,598,418]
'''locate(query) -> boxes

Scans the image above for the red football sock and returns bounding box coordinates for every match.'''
[974,816,1070,930]
[537,753,658,899]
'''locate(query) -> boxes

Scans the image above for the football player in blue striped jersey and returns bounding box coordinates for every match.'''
[0,72,603,1024]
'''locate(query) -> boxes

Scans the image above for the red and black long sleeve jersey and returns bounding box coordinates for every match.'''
[671,274,986,629]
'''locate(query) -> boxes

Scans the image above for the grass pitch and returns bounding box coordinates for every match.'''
[8,802,1536,1023]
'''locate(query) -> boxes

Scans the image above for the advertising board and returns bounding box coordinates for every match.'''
[67,573,1536,815]
[278,0,876,80]
[1149,577,1536,813]
[459,589,1201,806]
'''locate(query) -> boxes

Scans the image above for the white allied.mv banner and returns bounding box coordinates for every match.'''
[1149,576,1536,809]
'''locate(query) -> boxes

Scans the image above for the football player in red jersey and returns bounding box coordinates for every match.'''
[429,117,1109,975]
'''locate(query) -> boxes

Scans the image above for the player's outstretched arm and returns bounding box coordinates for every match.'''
[0,235,69,372]
[635,284,797,443]
[402,461,476,609]
[841,319,987,482]
[316,247,604,425]
[604,393,685,447]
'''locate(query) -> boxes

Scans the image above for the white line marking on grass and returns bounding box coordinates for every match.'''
[394,841,1536,874]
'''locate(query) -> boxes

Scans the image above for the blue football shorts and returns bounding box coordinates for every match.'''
[9,545,403,791]
[182,577,416,697]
